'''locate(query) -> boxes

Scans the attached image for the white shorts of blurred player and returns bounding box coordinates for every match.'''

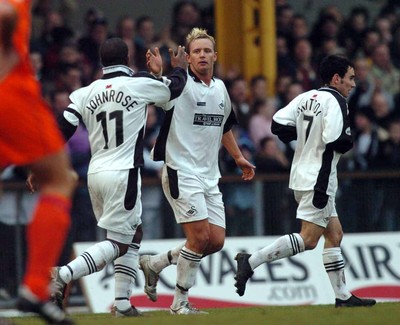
[294,190,338,228]
[161,165,225,229]
[88,168,142,244]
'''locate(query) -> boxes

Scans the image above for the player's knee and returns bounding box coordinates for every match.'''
[114,242,129,256]
[325,230,343,247]
[302,236,319,250]
[132,225,143,244]
[188,232,210,253]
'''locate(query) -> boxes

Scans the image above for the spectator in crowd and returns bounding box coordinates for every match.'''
[390,25,400,70]
[55,63,82,93]
[292,38,319,91]
[223,126,256,237]
[370,43,400,96]
[275,3,294,41]
[254,136,292,235]
[254,136,289,174]
[358,28,381,59]
[248,98,277,151]
[338,6,369,58]
[78,16,109,70]
[364,91,396,130]
[29,49,44,81]
[249,74,268,105]
[310,13,341,53]
[134,15,157,71]
[228,76,251,131]
[115,15,138,71]
[376,119,400,170]
[374,15,393,45]
[276,33,296,78]
[170,0,202,47]
[372,112,400,231]
[348,109,383,171]
[291,14,309,41]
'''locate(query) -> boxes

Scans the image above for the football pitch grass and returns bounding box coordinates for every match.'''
[8,302,400,325]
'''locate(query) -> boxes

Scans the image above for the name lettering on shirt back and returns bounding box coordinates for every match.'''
[86,89,138,114]
[297,97,322,117]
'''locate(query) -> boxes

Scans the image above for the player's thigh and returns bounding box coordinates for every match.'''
[88,168,142,242]
[161,165,208,223]
[0,79,65,168]
[295,190,335,228]
[28,150,75,195]
[205,182,225,229]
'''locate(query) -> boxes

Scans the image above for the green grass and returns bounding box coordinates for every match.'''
[9,303,400,325]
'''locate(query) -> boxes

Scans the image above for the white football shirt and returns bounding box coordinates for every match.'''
[152,69,236,179]
[272,87,353,195]
[63,65,186,174]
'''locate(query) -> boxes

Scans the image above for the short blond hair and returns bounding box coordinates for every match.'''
[186,27,216,52]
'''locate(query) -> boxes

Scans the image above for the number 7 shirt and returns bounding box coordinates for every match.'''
[271,87,353,196]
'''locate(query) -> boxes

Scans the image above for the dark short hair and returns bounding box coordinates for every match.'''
[319,55,354,85]
[100,38,128,67]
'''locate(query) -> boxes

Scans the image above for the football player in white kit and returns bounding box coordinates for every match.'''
[139,28,256,315]
[49,37,188,316]
[234,55,376,308]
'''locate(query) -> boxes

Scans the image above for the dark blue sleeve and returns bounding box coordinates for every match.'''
[223,107,238,133]
[57,108,79,141]
[133,68,188,101]
[271,119,297,143]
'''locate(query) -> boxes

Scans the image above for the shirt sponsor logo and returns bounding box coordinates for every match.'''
[193,114,224,127]
[197,102,206,106]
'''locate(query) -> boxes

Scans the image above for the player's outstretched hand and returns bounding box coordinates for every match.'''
[169,45,188,70]
[146,47,163,78]
[236,157,256,181]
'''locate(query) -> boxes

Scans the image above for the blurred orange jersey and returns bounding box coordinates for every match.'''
[0,0,65,169]
[11,0,31,60]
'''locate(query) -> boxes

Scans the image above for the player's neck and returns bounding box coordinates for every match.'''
[196,72,213,86]
[0,49,19,81]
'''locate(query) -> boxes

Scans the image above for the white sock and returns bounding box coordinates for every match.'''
[171,246,202,307]
[150,242,185,273]
[249,233,305,270]
[323,247,351,300]
[114,243,140,311]
[59,240,119,283]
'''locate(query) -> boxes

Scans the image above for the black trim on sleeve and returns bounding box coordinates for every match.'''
[133,71,160,80]
[57,113,78,141]
[153,107,174,161]
[271,120,297,143]
[319,89,353,154]
[166,67,187,101]
[223,108,238,133]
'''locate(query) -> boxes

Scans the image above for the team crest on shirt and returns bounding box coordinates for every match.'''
[186,206,198,217]
[218,99,225,110]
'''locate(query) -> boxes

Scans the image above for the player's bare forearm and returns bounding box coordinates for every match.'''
[222,131,255,181]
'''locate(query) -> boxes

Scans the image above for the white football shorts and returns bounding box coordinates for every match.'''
[294,190,338,228]
[88,168,142,244]
[161,165,225,228]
